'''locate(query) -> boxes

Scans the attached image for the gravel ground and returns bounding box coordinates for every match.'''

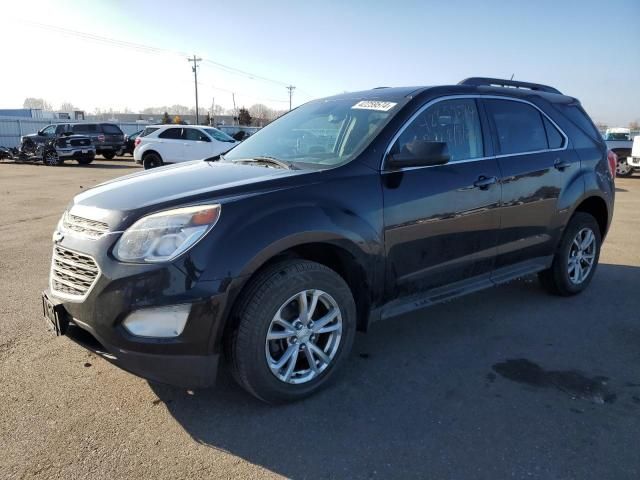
[1,158,639,479]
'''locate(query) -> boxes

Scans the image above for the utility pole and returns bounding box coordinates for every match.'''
[232,93,237,125]
[286,85,296,111]
[188,55,202,124]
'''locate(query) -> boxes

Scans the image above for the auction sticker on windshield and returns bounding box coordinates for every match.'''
[351,101,397,111]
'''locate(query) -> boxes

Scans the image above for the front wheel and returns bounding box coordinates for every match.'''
[538,212,601,296]
[42,149,63,166]
[226,260,356,404]
[102,151,116,160]
[76,156,94,165]
[616,157,634,177]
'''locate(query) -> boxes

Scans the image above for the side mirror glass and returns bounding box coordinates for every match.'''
[386,140,450,168]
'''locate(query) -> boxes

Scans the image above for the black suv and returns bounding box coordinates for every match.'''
[22,122,125,159]
[42,78,615,403]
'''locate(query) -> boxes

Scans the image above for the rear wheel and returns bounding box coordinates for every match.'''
[102,151,116,160]
[616,157,634,177]
[76,156,94,165]
[42,149,63,166]
[143,152,163,169]
[538,212,601,296]
[226,260,356,404]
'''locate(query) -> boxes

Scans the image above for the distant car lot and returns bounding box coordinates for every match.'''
[0,160,639,479]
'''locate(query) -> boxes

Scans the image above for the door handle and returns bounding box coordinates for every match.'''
[554,158,572,170]
[473,176,497,190]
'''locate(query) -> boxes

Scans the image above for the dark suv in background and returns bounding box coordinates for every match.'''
[22,122,125,159]
[42,77,615,404]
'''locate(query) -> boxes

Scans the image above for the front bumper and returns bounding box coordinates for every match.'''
[45,233,243,388]
[57,147,95,161]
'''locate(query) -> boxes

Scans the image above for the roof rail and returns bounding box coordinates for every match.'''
[458,77,562,95]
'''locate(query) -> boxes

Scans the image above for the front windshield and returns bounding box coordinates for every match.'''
[605,132,630,141]
[223,98,401,166]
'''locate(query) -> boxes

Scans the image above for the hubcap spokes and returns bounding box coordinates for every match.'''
[567,228,596,284]
[617,159,632,175]
[45,152,58,166]
[265,289,342,384]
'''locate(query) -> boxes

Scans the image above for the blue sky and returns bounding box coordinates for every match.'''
[3,0,639,125]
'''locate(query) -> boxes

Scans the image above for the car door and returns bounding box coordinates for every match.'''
[157,127,185,162]
[382,97,502,300]
[37,124,58,143]
[182,128,213,160]
[481,98,577,271]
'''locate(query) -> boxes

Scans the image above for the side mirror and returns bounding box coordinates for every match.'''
[37,129,45,136]
[386,141,450,168]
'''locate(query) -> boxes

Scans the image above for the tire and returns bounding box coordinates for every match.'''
[616,157,634,177]
[42,149,63,166]
[143,152,163,169]
[226,260,356,404]
[76,156,94,165]
[102,151,116,160]
[538,212,601,296]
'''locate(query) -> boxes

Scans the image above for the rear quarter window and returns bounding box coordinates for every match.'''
[554,104,601,142]
[141,127,159,137]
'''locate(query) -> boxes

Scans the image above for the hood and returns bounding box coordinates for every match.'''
[71,160,306,219]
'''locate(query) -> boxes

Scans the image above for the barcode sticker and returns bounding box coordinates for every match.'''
[351,101,397,112]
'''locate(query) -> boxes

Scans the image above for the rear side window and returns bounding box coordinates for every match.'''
[554,104,601,141]
[101,124,123,135]
[141,127,159,137]
[543,117,564,149]
[485,100,547,155]
[72,124,98,133]
[158,128,182,140]
[393,98,484,162]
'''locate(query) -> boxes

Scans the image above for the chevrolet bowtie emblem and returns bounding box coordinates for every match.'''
[52,230,64,243]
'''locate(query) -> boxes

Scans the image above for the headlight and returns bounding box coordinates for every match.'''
[114,204,221,263]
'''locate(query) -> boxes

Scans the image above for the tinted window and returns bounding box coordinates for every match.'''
[72,124,98,133]
[485,100,547,154]
[158,128,182,139]
[55,125,67,135]
[183,128,210,141]
[101,124,123,135]
[41,125,57,135]
[393,98,484,162]
[141,127,159,137]
[543,117,564,149]
[555,104,602,141]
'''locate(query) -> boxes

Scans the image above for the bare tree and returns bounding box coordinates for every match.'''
[23,97,52,111]
[59,102,76,112]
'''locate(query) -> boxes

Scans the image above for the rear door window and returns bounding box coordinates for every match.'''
[485,100,548,155]
[392,98,484,162]
[72,124,98,133]
[158,128,183,140]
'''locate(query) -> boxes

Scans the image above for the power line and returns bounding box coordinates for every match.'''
[18,19,297,90]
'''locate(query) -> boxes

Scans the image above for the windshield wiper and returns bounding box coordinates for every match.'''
[235,156,297,170]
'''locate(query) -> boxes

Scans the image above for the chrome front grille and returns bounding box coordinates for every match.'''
[50,246,100,299]
[70,138,91,147]
[63,213,109,239]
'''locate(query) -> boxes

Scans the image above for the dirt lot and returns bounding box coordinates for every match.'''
[1,158,639,479]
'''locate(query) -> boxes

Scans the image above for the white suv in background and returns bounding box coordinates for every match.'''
[133,125,238,169]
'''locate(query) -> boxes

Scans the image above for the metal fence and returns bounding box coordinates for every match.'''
[0,117,145,148]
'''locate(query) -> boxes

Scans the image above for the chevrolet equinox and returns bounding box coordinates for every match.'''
[42,77,615,403]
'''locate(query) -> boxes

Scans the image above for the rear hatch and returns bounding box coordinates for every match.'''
[100,124,125,147]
